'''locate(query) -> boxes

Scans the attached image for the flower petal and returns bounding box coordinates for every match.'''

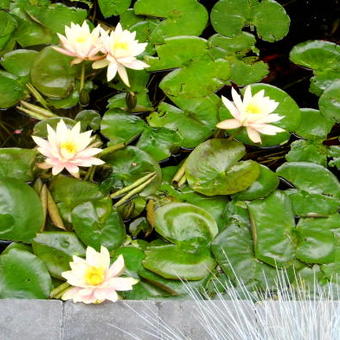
[221,96,240,119]
[231,87,244,112]
[246,126,262,143]
[86,246,111,270]
[107,277,139,291]
[117,64,130,86]
[108,255,125,278]
[216,119,242,130]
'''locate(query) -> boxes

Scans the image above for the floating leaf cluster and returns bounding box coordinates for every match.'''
[0,0,339,301]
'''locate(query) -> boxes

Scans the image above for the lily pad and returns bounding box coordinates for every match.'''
[49,175,112,224]
[233,164,279,200]
[294,108,334,140]
[248,191,296,267]
[1,49,38,77]
[296,214,340,264]
[136,127,182,161]
[134,0,208,43]
[286,189,340,217]
[0,148,36,182]
[32,232,85,279]
[30,46,76,99]
[0,70,24,108]
[276,162,340,198]
[0,178,44,242]
[98,0,131,17]
[319,80,340,122]
[185,139,260,196]
[72,205,126,252]
[0,248,51,299]
[101,111,147,144]
[143,244,215,280]
[102,146,162,197]
[286,140,328,166]
[154,202,218,249]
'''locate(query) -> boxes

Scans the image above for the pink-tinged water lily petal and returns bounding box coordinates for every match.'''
[253,124,285,135]
[107,62,118,81]
[71,58,83,65]
[231,87,245,112]
[92,58,109,69]
[37,162,53,170]
[86,246,111,270]
[94,288,119,302]
[117,64,129,86]
[72,157,104,167]
[64,164,79,177]
[108,255,125,278]
[51,164,65,176]
[243,86,252,106]
[120,58,149,70]
[221,96,240,119]
[52,46,77,57]
[246,126,262,143]
[107,277,139,291]
[61,287,82,301]
[76,147,102,158]
[216,119,242,130]
[256,113,283,124]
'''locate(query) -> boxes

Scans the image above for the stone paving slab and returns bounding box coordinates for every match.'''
[0,299,339,340]
[63,300,160,340]
[0,299,63,340]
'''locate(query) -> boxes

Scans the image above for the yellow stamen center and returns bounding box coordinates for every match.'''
[113,41,129,50]
[60,141,77,155]
[76,36,87,43]
[246,103,262,114]
[84,266,106,286]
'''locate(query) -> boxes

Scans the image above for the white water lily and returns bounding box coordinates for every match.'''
[53,21,102,64]
[32,120,104,178]
[61,246,138,304]
[92,23,149,86]
[217,86,285,143]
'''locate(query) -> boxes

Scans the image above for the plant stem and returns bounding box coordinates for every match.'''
[114,174,157,207]
[99,143,126,158]
[18,101,57,119]
[111,172,156,199]
[50,282,70,299]
[172,160,186,184]
[177,174,187,187]
[84,166,96,181]
[26,83,49,109]
[79,63,86,92]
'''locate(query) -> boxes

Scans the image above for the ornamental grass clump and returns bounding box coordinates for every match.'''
[0,0,338,310]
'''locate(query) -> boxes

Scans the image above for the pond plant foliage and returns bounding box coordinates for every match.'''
[0,0,339,304]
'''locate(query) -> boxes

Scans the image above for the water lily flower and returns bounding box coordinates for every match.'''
[53,21,102,64]
[61,246,138,304]
[216,86,285,143]
[32,120,104,178]
[92,23,149,86]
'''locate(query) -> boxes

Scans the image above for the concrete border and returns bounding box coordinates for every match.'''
[1,299,339,339]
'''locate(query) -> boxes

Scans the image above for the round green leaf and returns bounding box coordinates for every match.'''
[319,80,340,122]
[143,245,215,280]
[30,46,75,99]
[286,140,328,166]
[233,164,279,200]
[147,102,214,149]
[296,215,339,264]
[185,138,260,196]
[50,175,112,224]
[276,162,340,198]
[248,190,296,267]
[75,110,101,130]
[0,71,24,108]
[0,148,36,182]
[154,202,218,249]
[0,248,51,299]
[72,204,126,252]
[211,0,250,37]
[0,10,17,37]
[134,0,208,43]
[137,127,182,162]
[295,108,334,140]
[1,49,38,77]
[0,178,44,242]
[103,146,162,197]
[98,0,131,17]
[100,112,146,144]
[289,40,340,72]
[32,232,85,279]
[252,0,290,42]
